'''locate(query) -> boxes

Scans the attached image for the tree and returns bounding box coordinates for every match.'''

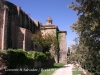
[32,31,59,54]
[69,0,100,75]
[67,47,70,56]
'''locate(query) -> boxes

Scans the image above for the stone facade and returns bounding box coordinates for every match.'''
[0,0,5,49]
[0,1,67,64]
[0,1,41,51]
[41,17,67,64]
[58,31,67,51]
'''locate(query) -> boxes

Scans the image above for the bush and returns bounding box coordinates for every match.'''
[33,51,46,62]
[32,31,59,54]
[0,50,55,75]
[6,49,34,69]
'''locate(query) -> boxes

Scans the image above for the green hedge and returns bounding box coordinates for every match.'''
[0,49,54,75]
[0,49,53,68]
[6,49,34,69]
[33,51,46,62]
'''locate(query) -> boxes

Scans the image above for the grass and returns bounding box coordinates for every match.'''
[39,63,65,75]
[72,68,82,75]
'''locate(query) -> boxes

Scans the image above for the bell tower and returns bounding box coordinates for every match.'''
[46,16,53,25]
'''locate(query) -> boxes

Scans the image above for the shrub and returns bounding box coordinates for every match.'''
[33,51,46,62]
[32,31,59,54]
[6,49,34,69]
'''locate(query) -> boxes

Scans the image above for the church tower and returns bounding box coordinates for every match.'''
[46,16,53,25]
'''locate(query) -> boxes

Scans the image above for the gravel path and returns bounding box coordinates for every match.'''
[52,64,73,75]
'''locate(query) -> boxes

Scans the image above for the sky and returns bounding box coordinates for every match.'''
[7,0,79,49]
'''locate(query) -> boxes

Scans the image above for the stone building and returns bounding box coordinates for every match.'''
[41,17,67,64]
[0,0,67,64]
[0,0,41,51]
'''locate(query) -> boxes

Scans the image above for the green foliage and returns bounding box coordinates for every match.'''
[32,31,52,52]
[58,33,62,42]
[2,49,53,68]
[0,49,43,75]
[67,47,70,56]
[72,68,82,75]
[45,52,53,61]
[39,63,65,75]
[33,51,46,62]
[32,31,59,54]
[0,50,7,54]
[69,0,100,75]
[45,52,51,56]
[1,50,53,69]
[33,51,53,62]
[0,50,55,75]
[6,49,34,69]
[53,63,65,67]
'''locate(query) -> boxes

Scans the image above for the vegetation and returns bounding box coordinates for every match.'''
[33,51,46,62]
[69,0,100,75]
[67,47,71,56]
[39,63,65,75]
[0,31,61,75]
[1,49,53,67]
[0,49,35,75]
[32,31,59,54]
[72,68,82,75]
[0,49,55,75]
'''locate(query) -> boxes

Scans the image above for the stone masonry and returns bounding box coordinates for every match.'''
[0,0,67,64]
[41,17,67,64]
[0,0,41,51]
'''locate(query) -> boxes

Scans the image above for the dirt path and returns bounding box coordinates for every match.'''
[52,64,73,75]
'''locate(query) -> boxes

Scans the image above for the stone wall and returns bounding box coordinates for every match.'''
[5,1,41,33]
[0,0,4,49]
[41,28,57,36]
[58,31,67,64]
[17,27,33,51]
[41,25,67,64]
[0,1,41,50]
[17,27,25,49]
[7,10,18,49]
[59,32,67,51]
[59,51,67,64]
[0,0,67,64]
[41,25,58,37]
[17,27,43,51]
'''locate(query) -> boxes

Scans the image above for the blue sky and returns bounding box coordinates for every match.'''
[7,0,79,49]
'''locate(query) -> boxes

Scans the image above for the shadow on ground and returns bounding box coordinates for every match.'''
[5,69,41,75]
